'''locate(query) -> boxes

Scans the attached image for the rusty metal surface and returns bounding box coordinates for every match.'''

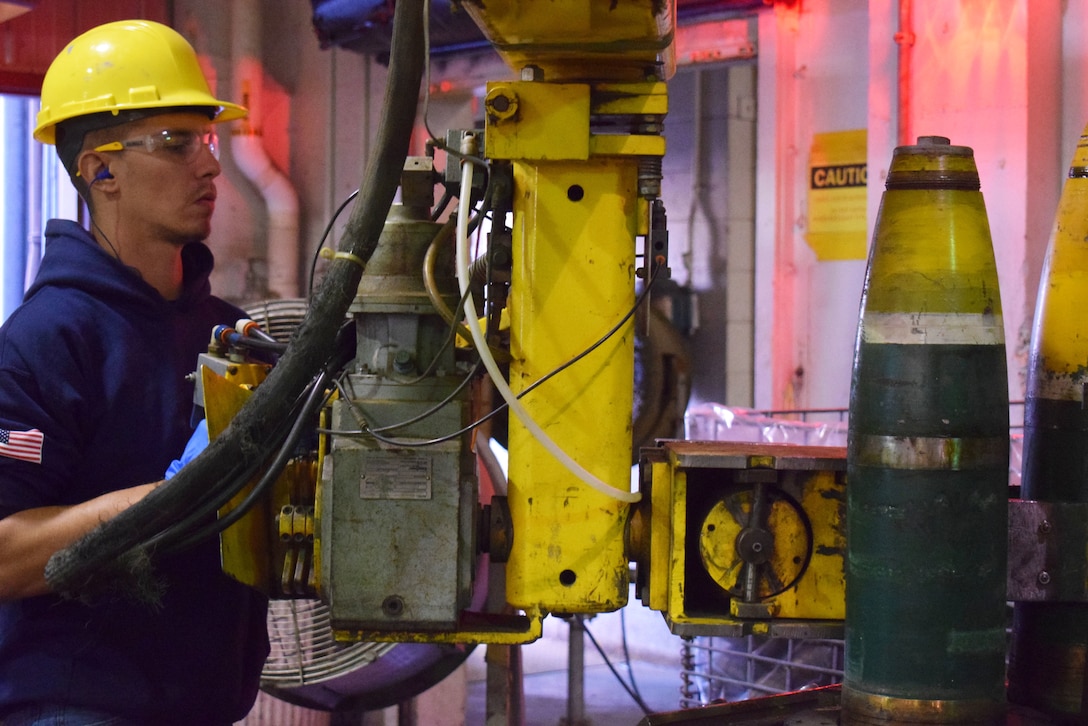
[1008,499,1088,602]
[657,440,847,471]
[637,685,1057,725]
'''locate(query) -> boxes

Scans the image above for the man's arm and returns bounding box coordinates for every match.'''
[0,482,159,602]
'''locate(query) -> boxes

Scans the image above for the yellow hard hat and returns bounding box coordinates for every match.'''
[34,19,247,145]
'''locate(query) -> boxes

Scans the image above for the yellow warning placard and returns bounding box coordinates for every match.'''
[806,130,867,260]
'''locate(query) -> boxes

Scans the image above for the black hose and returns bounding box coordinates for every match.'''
[154,321,354,554]
[43,0,426,599]
[157,369,334,555]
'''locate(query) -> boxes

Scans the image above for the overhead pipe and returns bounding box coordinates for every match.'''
[894,0,914,147]
[45,0,426,597]
[682,67,707,284]
[232,0,301,299]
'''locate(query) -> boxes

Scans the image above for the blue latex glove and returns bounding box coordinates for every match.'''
[164,419,209,479]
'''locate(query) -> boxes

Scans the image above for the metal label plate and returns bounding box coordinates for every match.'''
[360,454,433,500]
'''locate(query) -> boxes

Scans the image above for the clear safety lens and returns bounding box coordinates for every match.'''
[94,128,219,161]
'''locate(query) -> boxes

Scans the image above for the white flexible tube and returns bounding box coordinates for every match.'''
[454,150,640,504]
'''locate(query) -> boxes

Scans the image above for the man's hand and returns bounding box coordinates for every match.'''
[164,419,209,479]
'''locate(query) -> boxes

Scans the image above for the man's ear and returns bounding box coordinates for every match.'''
[76,151,115,189]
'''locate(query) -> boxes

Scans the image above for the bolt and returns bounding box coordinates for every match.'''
[382,595,406,618]
[1039,519,1052,535]
[1038,571,1051,586]
[393,350,414,374]
[484,88,518,122]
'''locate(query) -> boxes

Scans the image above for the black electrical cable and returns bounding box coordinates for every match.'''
[370,361,482,431]
[343,263,664,448]
[382,284,474,388]
[142,320,357,553]
[140,383,316,553]
[330,360,482,443]
[620,607,647,704]
[581,615,654,716]
[466,171,493,236]
[323,275,474,436]
[523,263,663,395]
[144,458,261,550]
[432,140,489,171]
[308,188,361,299]
[159,369,335,554]
[430,186,454,222]
[224,335,289,355]
[420,0,440,145]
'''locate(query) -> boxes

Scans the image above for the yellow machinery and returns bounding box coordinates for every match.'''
[466,0,671,618]
[195,0,854,654]
[188,0,855,651]
[183,5,1088,724]
[631,441,846,637]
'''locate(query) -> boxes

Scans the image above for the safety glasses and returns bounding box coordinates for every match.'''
[94,128,219,162]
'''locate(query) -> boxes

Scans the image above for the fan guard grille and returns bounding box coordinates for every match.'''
[262,600,394,687]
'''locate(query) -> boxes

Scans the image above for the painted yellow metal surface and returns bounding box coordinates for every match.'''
[647,458,672,613]
[333,608,545,646]
[863,144,999,317]
[773,469,845,620]
[702,493,809,601]
[484,83,590,160]
[203,365,268,592]
[459,0,675,82]
[637,441,846,634]
[1031,129,1088,381]
[204,363,317,596]
[505,157,639,612]
[469,0,672,618]
[485,64,668,616]
[484,81,668,162]
[665,463,688,623]
[593,82,669,114]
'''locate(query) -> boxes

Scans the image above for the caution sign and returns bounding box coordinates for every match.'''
[806,130,867,260]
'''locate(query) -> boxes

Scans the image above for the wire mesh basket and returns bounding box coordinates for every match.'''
[679,635,844,708]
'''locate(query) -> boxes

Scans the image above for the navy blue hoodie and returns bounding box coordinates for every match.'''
[0,220,269,724]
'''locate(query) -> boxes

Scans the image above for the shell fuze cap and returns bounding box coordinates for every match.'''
[34,19,247,147]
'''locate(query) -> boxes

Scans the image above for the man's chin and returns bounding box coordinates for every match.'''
[169,228,211,247]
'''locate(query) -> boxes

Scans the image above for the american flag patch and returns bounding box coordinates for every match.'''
[0,428,43,464]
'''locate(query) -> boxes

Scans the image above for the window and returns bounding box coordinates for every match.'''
[0,93,80,322]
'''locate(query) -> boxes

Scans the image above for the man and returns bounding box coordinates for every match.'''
[0,20,269,725]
